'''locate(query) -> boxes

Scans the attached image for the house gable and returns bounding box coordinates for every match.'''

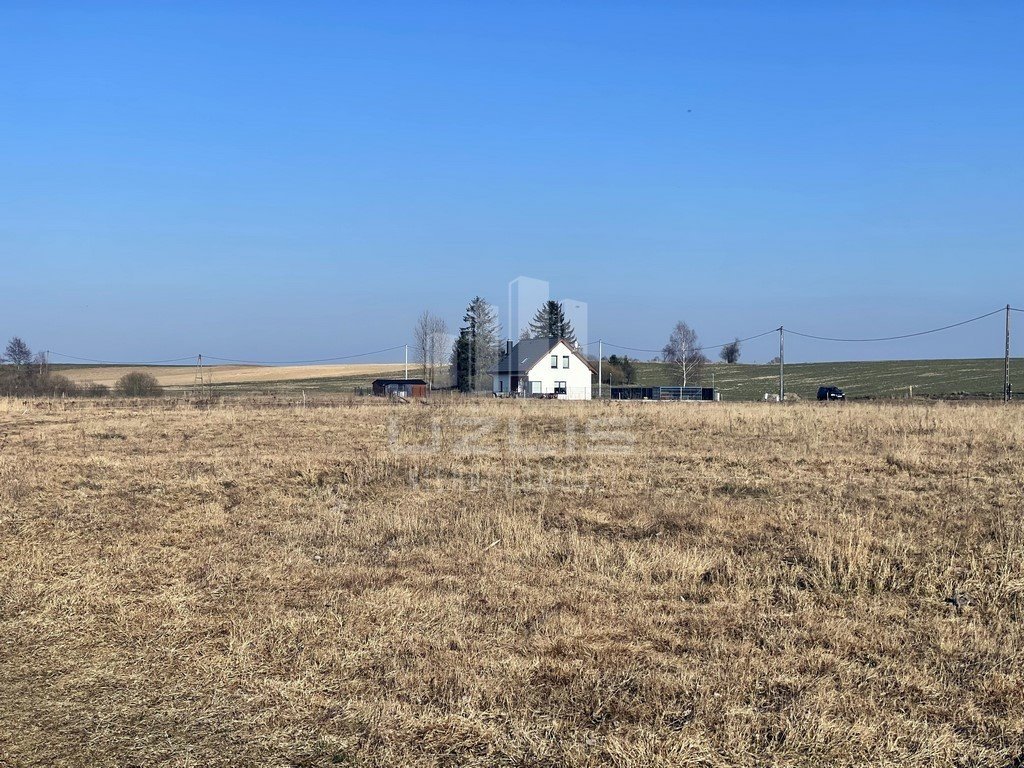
[490,338,594,400]
[491,337,595,376]
[524,340,595,377]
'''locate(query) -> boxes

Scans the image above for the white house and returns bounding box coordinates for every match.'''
[490,337,595,400]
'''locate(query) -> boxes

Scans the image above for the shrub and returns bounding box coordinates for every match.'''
[44,374,80,397]
[84,382,110,397]
[115,371,164,397]
[0,367,79,397]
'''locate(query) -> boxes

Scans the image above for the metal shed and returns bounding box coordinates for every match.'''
[371,378,429,398]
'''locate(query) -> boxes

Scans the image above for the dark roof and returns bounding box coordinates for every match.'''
[372,378,428,386]
[489,338,596,375]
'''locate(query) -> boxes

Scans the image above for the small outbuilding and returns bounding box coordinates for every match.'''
[371,378,428,398]
[610,386,718,401]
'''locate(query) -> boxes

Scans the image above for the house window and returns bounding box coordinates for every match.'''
[562,355,570,369]
[554,381,567,395]
[550,355,558,368]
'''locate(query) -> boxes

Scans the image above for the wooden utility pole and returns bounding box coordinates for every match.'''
[779,326,785,402]
[1006,304,1012,402]
[597,340,602,400]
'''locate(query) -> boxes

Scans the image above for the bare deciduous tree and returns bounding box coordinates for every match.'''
[413,311,449,388]
[662,321,708,386]
[720,338,741,364]
[5,337,32,367]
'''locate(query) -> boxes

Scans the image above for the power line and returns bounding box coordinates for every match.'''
[600,327,780,356]
[47,345,408,367]
[597,341,662,354]
[700,327,781,352]
[202,345,407,366]
[786,308,1004,343]
[48,352,196,365]
[42,306,1021,369]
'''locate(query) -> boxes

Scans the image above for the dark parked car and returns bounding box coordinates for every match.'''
[817,386,845,401]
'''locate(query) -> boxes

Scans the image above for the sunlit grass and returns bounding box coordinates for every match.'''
[2,398,1022,766]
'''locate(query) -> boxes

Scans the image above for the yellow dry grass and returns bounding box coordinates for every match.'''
[58,363,409,387]
[1,398,1023,767]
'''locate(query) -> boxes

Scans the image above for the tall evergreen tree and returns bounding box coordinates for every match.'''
[450,296,501,391]
[451,328,473,392]
[527,300,576,344]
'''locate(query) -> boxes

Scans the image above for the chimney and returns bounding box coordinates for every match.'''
[506,340,513,355]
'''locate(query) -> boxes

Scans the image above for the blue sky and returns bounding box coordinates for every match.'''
[2,1,1021,363]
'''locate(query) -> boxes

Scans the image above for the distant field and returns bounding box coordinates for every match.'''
[55,363,408,391]
[53,358,1022,400]
[632,358,1022,400]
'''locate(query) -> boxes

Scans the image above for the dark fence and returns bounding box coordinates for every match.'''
[610,386,717,401]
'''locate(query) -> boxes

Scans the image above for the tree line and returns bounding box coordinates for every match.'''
[0,337,164,397]
[412,298,583,392]
[661,323,743,386]
[5,311,745,399]
[414,295,744,392]
[0,337,80,397]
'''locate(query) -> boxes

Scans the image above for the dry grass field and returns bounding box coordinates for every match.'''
[2,398,1023,767]
[58,363,408,388]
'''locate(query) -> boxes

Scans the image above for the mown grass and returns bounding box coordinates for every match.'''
[1,398,1022,767]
